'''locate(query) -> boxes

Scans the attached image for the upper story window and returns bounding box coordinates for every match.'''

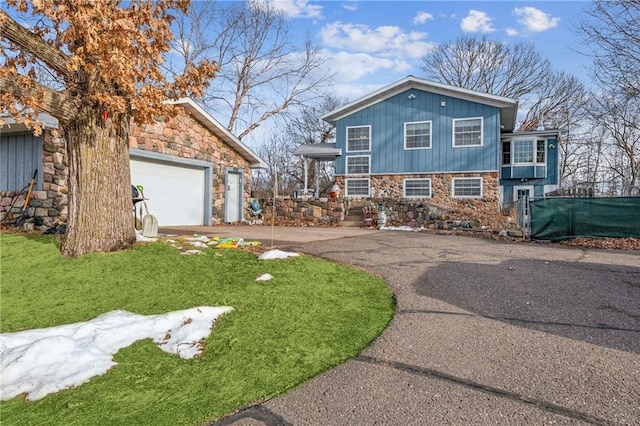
[536,140,546,163]
[453,117,483,147]
[346,155,370,174]
[404,121,432,149]
[503,139,546,165]
[346,126,371,152]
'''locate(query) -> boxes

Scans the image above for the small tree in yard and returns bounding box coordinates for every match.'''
[0,0,217,257]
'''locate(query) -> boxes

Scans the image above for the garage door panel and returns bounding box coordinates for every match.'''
[130,159,205,226]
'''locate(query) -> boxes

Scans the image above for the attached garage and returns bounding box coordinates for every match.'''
[129,150,212,227]
[0,98,266,228]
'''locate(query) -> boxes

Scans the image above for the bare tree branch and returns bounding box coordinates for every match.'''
[0,10,70,78]
[170,1,334,140]
[420,35,551,100]
[0,75,72,118]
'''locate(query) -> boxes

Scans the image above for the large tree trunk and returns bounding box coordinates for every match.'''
[61,106,136,257]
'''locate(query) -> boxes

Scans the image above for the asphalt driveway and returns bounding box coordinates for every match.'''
[198,227,640,425]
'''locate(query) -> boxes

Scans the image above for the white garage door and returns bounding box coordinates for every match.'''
[130,158,205,226]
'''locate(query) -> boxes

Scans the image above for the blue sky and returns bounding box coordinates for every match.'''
[266,0,592,100]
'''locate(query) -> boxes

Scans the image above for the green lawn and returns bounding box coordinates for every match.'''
[0,233,394,425]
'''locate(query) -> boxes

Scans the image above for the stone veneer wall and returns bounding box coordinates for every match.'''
[130,113,252,221]
[335,172,504,228]
[1,129,68,227]
[1,111,252,226]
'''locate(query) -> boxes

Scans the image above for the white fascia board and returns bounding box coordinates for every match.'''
[501,129,564,139]
[168,98,267,169]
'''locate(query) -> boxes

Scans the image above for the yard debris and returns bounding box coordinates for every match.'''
[181,249,204,255]
[255,273,274,282]
[162,234,261,255]
[258,249,300,260]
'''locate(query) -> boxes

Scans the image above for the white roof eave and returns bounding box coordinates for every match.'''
[322,75,519,132]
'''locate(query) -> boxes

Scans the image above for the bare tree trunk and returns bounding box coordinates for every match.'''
[61,107,136,257]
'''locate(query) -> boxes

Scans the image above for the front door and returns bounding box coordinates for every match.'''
[513,185,534,222]
[224,170,243,223]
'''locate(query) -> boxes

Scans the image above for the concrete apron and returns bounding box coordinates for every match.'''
[159,224,379,247]
[202,229,640,425]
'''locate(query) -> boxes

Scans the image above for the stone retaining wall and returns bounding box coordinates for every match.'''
[254,172,509,229]
[258,196,345,226]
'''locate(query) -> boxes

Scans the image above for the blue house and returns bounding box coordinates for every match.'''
[321,76,560,215]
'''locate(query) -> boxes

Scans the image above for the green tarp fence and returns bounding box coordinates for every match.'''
[530,197,640,240]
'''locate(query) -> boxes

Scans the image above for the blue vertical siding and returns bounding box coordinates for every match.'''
[335,88,501,175]
[0,133,43,191]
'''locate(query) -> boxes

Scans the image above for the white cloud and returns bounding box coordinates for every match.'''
[269,0,323,19]
[319,21,433,59]
[328,51,399,82]
[514,7,560,32]
[343,2,357,12]
[461,10,496,33]
[506,28,519,37]
[413,11,434,25]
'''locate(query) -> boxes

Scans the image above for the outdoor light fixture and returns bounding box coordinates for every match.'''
[217,162,224,174]
[408,93,416,100]
[440,101,446,107]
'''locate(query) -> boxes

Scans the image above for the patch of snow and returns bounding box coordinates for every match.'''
[135,229,157,242]
[257,249,300,260]
[380,226,418,232]
[0,306,232,401]
[255,273,274,282]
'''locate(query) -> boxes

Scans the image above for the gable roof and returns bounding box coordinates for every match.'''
[168,98,266,168]
[322,75,519,132]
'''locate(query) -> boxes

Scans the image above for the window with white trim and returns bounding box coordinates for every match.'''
[404,179,431,198]
[536,140,546,163]
[452,177,482,198]
[404,121,432,149]
[346,126,371,152]
[345,178,370,196]
[346,155,370,174]
[453,117,483,147]
[502,139,546,165]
